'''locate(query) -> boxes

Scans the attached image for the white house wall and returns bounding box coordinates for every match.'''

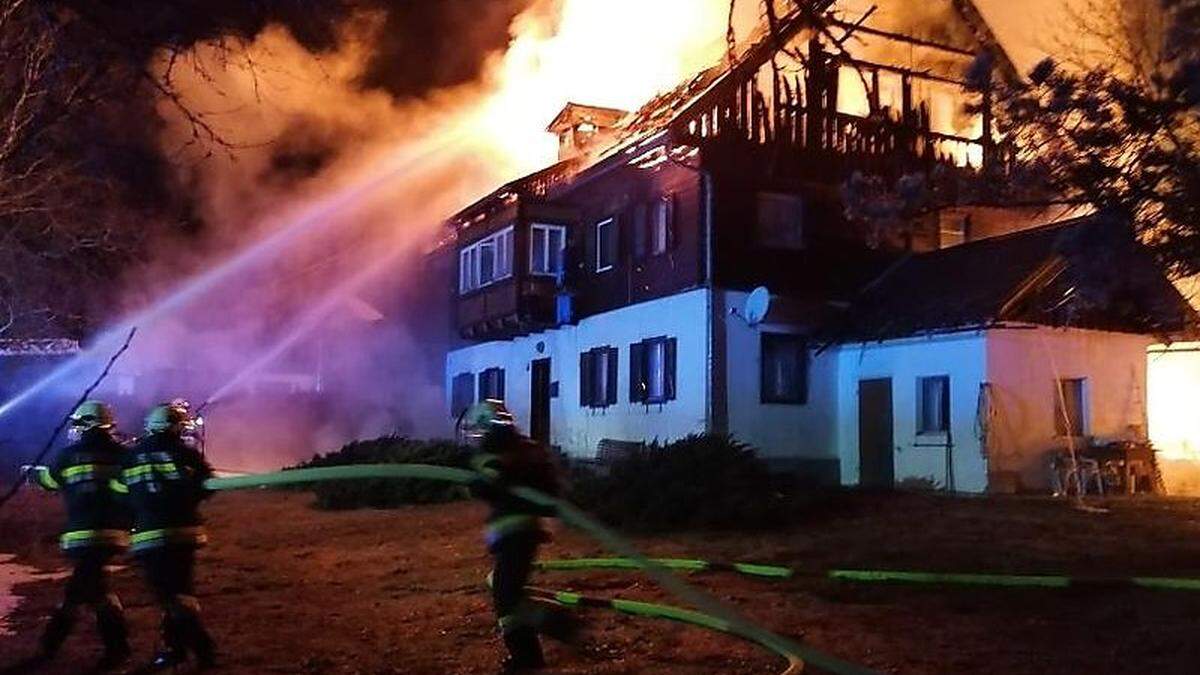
[985,327,1151,491]
[835,333,989,492]
[445,289,709,456]
[722,290,839,464]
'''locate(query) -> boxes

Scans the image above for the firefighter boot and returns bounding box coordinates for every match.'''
[95,598,131,670]
[177,605,217,669]
[141,613,188,673]
[500,627,545,673]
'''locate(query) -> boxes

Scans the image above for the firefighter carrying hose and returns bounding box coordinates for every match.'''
[463,400,578,673]
[19,401,131,671]
[117,404,217,671]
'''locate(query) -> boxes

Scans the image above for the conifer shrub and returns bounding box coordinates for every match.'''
[295,437,471,510]
[567,434,794,532]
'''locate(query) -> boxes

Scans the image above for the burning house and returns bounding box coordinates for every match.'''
[438,2,1197,492]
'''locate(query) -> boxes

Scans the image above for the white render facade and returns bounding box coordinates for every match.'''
[448,291,1158,493]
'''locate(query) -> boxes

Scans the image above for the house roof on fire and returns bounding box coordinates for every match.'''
[832,216,1200,343]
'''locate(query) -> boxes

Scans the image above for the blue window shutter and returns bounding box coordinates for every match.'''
[630,341,647,403]
[606,347,619,406]
[665,338,677,401]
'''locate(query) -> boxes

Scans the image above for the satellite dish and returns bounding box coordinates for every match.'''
[743,287,772,326]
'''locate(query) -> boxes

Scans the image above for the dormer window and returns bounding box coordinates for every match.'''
[459,226,514,294]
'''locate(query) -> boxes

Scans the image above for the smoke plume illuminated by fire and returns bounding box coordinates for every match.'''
[56,0,739,470]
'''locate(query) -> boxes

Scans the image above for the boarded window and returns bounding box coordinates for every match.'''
[630,337,677,404]
[917,376,950,434]
[580,346,618,408]
[451,373,475,418]
[756,193,804,249]
[596,218,617,271]
[1055,378,1087,437]
[760,333,808,404]
[478,367,506,402]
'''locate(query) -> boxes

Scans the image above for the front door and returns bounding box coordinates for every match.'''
[858,378,895,488]
[530,358,551,446]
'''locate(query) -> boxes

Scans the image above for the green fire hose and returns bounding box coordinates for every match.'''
[535,557,1200,593]
[205,465,878,675]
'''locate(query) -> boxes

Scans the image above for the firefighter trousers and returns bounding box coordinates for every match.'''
[137,546,215,664]
[491,531,544,667]
[39,548,128,657]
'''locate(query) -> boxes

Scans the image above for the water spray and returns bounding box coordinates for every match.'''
[0,130,463,423]
[0,328,138,511]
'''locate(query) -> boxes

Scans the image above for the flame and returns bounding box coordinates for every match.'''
[472,0,732,176]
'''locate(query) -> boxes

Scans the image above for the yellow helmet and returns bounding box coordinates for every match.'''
[144,404,188,435]
[462,399,515,438]
[70,401,115,431]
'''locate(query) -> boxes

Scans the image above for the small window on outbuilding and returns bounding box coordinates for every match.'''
[760,333,809,404]
[451,373,475,418]
[478,368,506,402]
[917,376,950,434]
[1055,378,1087,437]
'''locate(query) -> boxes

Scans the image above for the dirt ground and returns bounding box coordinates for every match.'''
[4,489,1200,674]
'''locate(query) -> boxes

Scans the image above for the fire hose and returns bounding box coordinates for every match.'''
[205,464,878,675]
[537,558,1200,592]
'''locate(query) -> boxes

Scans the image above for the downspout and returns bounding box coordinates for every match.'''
[666,138,720,433]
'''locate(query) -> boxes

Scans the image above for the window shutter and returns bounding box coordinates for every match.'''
[633,205,648,260]
[478,371,487,402]
[629,341,647,403]
[496,368,506,402]
[665,338,678,401]
[580,351,594,407]
[606,347,619,406]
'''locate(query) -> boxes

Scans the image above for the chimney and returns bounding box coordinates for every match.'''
[546,103,628,162]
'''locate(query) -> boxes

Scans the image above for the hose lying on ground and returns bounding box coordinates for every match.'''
[537,557,1200,593]
[205,464,880,675]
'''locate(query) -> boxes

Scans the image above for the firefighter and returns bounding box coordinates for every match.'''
[464,400,577,673]
[20,401,131,670]
[119,404,217,671]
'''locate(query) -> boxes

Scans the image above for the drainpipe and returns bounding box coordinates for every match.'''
[667,139,722,434]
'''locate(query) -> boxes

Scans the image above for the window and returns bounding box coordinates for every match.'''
[458,226,514,294]
[633,196,675,261]
[530,223,566,276]
[630,337,677,404]
[580,346,618,408]
[760,334,809,404]
[595,218,617,272]
[451,373,475,418]
[650,195,674,256]
[756,193,804,249]
[478,368,506,402]
[1055,378,1087,437]
[917,376,950,434]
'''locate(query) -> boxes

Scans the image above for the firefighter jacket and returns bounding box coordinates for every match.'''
[31,429,130,552]
[469,428,561,548]
[117,433,214,554]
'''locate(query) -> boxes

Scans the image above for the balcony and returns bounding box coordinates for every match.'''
[457,276,559,340]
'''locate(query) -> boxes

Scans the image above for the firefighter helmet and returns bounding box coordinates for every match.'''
[462,400,515,439]
[144,404,188,435]
[70,401,116,431]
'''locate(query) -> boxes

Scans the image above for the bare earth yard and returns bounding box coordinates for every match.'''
[3,490,1200,674]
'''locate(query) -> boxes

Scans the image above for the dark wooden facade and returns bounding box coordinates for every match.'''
[444,7,1018,342]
